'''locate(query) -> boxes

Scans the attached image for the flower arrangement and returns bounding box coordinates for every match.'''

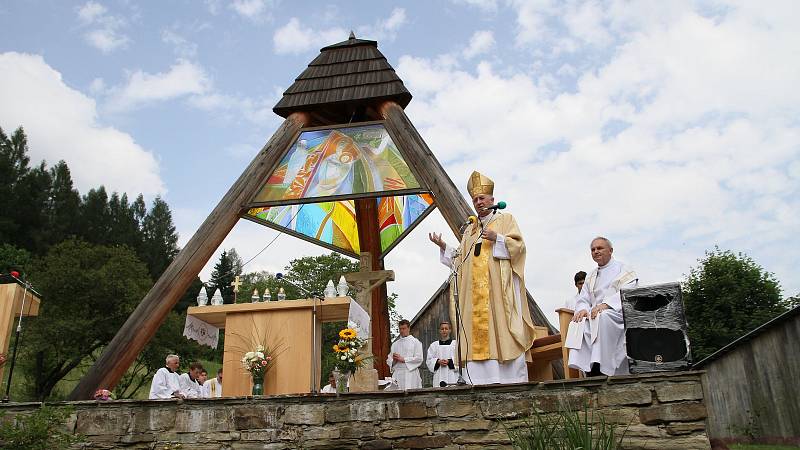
[93,389,115,401]
[332,328,371,374]
[240,344,277,380]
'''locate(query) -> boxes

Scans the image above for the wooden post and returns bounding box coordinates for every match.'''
[380,101,557,336]
[69,112,309,400]
[354,198,391,379]
[380,101,474,238]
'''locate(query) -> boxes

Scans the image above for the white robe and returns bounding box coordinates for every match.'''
[149,367,182,399]
[386,335,423,390]
[203,378,222,398]
[440,213,529,384]
[178,373,203,399]
[568,258,637,376]
[426,340,460,387]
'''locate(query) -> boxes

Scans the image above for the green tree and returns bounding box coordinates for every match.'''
[683,247,791,361]
[238,270,284,303]
[78,187,112,245]
[46,161,81,246]
[22,239,152,400]
[0,244,31,277]
[140,196,179,279]
[283,253,360,298]
[209,249,241,304]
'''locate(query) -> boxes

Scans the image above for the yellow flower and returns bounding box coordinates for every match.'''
[339,328,357,339]
[332,344,341,353]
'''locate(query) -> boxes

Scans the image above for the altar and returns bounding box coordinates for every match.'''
[186,297,350,396]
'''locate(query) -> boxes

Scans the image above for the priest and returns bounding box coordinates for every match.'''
[149,354,185,399]
[178,362,205,398]
[569,237,638,376]
[426,321,459,387]
[203,367,223,398]
[386,320,423,390]
[429,171,536,384]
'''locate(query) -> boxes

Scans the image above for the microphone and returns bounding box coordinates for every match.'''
[459,215,477,232]
[484,201,507,211]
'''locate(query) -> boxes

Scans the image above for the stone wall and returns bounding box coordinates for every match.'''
[0,371,710,449]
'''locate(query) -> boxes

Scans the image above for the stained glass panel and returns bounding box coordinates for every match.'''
[245,194,434,256]
[252,124,422,205]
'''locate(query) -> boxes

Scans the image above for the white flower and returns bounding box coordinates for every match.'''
[256,352,265,359]
[244,351,256,360]
[256,345,265,352]
[340,355,347,360]
[348,359,353,363]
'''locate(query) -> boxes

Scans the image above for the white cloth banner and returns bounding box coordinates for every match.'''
[183,315,220,349]
[347,298,370,341]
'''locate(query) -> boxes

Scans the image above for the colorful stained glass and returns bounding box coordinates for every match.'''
[245,194,434,257]
[252,124,422,205]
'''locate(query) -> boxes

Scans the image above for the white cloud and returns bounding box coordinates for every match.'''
[107,59,211,112]
[0,52,165,197]
[162,29,198,58]
[77,1,106,23]
[463,30,495,58]
[229,0,274,22]
[75,1,130,53]
[273,9,408,55]
[393,1,800,324]
[451,0,499,13]
[273,18,347,55]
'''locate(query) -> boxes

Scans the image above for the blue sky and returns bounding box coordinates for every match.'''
[1,0,798,325]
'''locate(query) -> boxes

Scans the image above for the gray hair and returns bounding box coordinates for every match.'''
[165,354,180,364]
[590,236,613,249]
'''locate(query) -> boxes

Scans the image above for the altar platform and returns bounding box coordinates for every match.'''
[0,371,711,449]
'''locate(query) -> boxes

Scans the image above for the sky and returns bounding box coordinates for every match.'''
[0,0,798,327]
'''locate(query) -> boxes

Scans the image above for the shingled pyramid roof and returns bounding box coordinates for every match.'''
[273,33,412,119]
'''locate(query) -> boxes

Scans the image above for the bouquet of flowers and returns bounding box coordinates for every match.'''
[332,328,371,374]
[93,389,115,401]
[240,344,277,380]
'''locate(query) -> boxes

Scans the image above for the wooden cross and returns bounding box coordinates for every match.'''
[231,275,242,302]
[343,252,394,356]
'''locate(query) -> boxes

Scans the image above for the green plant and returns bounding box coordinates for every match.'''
[0,405,82,450]
[504,400,629,450]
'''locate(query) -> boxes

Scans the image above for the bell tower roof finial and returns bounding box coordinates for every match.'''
[349,30,356,40]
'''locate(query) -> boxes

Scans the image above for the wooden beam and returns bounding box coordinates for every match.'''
[379,101,473,238]
[69,112,309,400]
[380,101,558,336]
[354,198,391,379]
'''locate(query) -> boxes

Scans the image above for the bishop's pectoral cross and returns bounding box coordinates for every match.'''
[231,276,242,303]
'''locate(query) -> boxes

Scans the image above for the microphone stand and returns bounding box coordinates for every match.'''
[3,275,40,403]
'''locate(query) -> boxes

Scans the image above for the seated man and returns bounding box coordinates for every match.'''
[149,354,184,399]
[203,367,223,398]
[569,237,637,376]
[386,320,423,390]
[426,321,459,387]
[178,362,205,398]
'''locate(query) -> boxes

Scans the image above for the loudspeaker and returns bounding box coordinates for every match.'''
[621,282,692,373]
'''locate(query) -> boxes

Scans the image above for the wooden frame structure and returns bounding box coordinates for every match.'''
[70,33,554,399]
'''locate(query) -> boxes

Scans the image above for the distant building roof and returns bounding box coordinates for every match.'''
[694,303,800,368]
[273,32,412,119]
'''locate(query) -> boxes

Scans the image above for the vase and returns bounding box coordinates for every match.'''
[335,371,351,394]
[252,374,264,395]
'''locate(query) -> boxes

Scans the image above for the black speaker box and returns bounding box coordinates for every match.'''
[621,282,692,373]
